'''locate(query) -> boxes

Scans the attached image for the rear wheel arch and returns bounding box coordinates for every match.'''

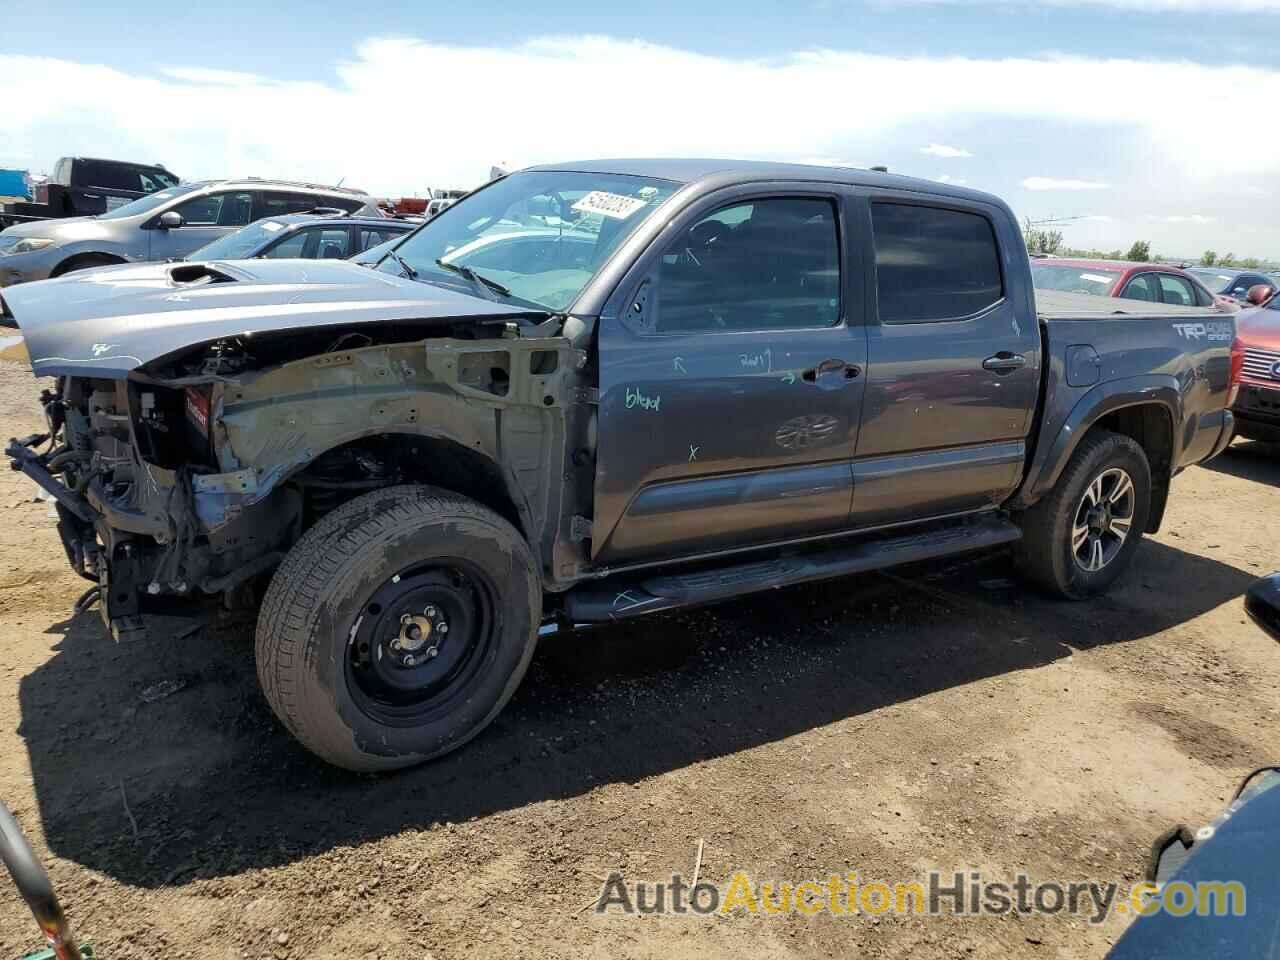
[1090,403,1175,533]
[1026,381,1181,522]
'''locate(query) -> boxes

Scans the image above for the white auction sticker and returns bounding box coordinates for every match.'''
[571,191,648,220]
[261,221,285,232]
[1080,273,1115,284]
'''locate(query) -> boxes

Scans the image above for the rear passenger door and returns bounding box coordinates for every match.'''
[593,188,868,564]
[850,195,1040,528]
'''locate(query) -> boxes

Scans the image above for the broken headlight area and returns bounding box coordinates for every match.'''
[7,376,300,640]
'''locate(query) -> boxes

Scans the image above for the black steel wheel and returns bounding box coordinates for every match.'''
[346,564,496,728]
[256,485,540,772]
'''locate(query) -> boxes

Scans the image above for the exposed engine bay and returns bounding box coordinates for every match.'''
[7,326,591,640]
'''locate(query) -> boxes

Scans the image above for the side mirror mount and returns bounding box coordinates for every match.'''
[157,210,183,230]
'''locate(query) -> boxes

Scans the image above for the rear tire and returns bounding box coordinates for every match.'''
[255,485,540,772]
[1016,430,1151,599]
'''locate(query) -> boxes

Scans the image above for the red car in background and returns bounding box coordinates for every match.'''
[1231,288,1280,443]
[1030,258,1239,313]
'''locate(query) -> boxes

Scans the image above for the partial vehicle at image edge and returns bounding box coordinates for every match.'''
[2,159,1237,772]
[0,179,382,287]
[0,155,179,229]
[1229,290,1280,443]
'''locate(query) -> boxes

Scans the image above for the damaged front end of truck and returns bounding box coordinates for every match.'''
[4,258,596,640]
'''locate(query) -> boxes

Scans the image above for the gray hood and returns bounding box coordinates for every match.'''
[3,258,549,379]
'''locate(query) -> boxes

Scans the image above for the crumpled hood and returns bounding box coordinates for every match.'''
[3,258,548,378]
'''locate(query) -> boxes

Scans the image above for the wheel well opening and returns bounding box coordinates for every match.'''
[52,252,126,276]
[291,433,527,537]
[1093,404,1173,533]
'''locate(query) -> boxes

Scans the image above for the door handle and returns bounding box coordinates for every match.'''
[982,352,1026,373]
[801,359,861,383]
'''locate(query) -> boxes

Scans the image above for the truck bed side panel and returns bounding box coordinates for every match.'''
[1014,310,1234,507]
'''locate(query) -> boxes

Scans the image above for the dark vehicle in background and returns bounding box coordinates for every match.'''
[1188,267,1280,306]
[3,160,1236,772]
[1032,258,1236,312]
[0,157,178,228]
[0,180,382,286]
[1230,290,1280,442]
[186,214,413,263]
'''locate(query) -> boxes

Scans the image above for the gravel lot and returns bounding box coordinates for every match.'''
[1,355,1277,960]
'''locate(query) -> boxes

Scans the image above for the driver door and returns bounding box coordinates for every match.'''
[592,188,867,565]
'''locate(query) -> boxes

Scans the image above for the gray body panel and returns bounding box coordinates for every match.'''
[2,159,1235,606]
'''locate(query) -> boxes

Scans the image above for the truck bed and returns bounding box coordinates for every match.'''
[1035,289,1222,319]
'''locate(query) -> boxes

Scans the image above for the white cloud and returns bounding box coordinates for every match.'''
[1162,214,1215,223]
[0,38,1278,216]
[921,143,973,158]
[1022,177,1111,191]
[934,174,970,185]
[161,67,266,86]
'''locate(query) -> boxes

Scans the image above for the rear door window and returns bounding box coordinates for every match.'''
[262,230,311,259]
[316,228,351,259]
[871,203,1004,323]
[74,161,141,192]
[359,227,406,251]
[1156,274,1196,307]
[176,191,254,227]
[1120,274,1159,302]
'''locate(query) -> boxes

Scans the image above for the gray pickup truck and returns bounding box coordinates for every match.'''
[2,160,1236,772]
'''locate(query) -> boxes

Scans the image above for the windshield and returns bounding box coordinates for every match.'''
[379,171,678,311]
[188,220,290,261]
[1188,269,1234,294]
[97,182,202,220]
[1030,264,1121,296]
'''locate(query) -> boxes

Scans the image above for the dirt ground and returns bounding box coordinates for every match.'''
[0,354,1277,960]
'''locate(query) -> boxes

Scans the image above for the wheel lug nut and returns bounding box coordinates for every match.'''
[424,605,437,618]
[402,654,415,667]
[390,639,402,651]
[437,622,449,635]
[400,614,411,625]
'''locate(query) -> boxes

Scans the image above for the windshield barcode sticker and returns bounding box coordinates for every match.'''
[572,191,648,221]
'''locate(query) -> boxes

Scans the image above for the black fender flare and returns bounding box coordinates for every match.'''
[1012,375,1182,509]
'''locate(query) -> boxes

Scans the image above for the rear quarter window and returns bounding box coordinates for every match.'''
[871,202,1004,323]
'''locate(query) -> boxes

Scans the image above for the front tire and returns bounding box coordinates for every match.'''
[255,485,539,772]
[1016,430,1151,599]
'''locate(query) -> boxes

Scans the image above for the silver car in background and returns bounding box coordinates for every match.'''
[0,179,382,286]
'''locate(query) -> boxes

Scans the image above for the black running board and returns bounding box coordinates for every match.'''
[563,515,1021,623]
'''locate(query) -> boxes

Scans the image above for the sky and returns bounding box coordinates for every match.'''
[2,0,1278,259]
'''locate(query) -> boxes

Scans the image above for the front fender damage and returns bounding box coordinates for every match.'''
[190,335,590,588]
